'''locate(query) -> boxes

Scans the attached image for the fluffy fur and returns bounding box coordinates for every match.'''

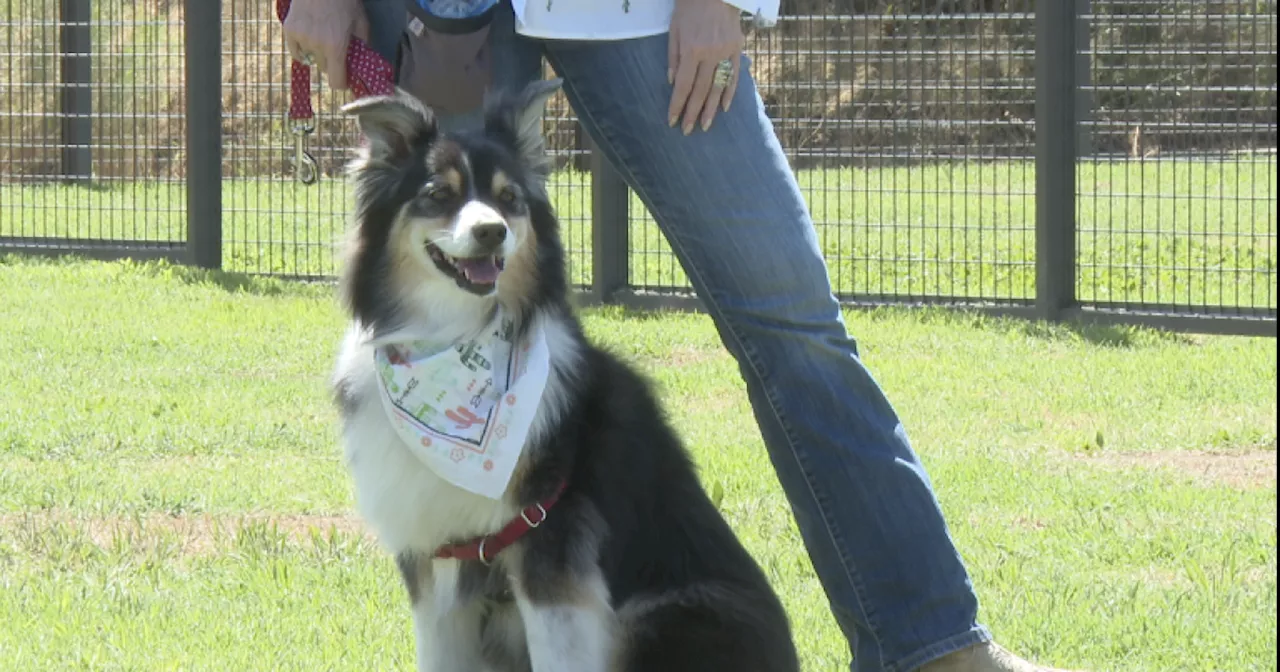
[331,80,800,672]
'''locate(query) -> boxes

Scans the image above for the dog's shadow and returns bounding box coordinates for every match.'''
[145,261,321,298]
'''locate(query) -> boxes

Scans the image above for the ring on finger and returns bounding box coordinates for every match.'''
[712,58,734,87]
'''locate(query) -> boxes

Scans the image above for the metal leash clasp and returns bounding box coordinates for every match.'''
[291,118,318,185]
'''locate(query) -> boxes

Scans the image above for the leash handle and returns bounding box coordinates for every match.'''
[277,0,395,184]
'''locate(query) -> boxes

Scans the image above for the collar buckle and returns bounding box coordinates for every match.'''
[432,481,568,565]
[520,502,548,528]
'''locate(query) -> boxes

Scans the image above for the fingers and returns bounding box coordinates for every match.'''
[667,24,680,86]
[698,70,725,133]
[286,39,342,90]
[286,38,305,63]
[287,37,345,90]
[282,1,362,91]
[665,0,746,135]
[320,40,347,89]
[352,7,371,44]
[698,56,741,131]
[722,56,740,113]
[668,52,698,129]
[680,59,717,135]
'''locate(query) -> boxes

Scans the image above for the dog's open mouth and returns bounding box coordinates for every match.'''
[427,242,505,294]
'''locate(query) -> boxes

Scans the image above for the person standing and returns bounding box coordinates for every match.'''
[282,1,1083,670]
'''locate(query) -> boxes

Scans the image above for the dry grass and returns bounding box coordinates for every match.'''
[1078,448,1278,491]
[0,511,373,559]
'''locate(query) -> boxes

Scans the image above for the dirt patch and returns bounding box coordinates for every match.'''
[0,511,375,557]
[1010,515,1048,531]
[1077,449,1277,490]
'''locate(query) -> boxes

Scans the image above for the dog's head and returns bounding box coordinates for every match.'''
[338,80,566,337]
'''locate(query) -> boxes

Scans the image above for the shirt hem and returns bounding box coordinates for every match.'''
[514,24,670,41]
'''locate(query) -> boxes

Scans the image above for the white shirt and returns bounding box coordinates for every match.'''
[509,0,778,40]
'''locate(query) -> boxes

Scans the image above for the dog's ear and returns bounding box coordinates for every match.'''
[342,88,437,162]
[483,78,563,177]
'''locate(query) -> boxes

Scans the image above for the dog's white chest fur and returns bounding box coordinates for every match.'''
[333,314,581,554]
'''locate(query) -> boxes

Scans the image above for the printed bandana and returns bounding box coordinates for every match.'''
[373,313,550,499]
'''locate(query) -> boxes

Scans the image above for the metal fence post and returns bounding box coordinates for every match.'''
[185,0,222,270]
[1035,0,1078,321]
[589,135,628,302]
[59,0,92,183]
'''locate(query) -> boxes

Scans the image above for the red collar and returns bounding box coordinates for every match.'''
[434,482,569,565]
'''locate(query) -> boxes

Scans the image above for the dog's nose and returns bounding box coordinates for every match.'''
[471,223,507,248]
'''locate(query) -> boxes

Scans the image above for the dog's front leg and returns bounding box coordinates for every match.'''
[398,553,486,672]
[511,566,618,672]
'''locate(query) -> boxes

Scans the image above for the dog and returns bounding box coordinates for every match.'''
[330,79,800,672]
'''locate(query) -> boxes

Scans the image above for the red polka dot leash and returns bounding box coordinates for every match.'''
[276,0,395,184]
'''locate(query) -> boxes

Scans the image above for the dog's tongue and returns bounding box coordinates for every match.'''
[456,257,501,285]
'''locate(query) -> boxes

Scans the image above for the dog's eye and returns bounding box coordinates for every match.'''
[423,184,453,202]
[497,188,519,205]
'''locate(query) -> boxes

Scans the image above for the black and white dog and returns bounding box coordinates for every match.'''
[331,79,799,672]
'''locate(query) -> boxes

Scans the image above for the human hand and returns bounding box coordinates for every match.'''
[667,0,744,135]
[282,0,370,90]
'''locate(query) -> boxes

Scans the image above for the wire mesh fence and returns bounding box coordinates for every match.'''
[218,0,599,279]
[0,0,187,259]
[1076,0,1277,317]
[628,3,1043,302]
[0,0,1275,334]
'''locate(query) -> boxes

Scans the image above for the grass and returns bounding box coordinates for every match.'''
[2,158,1276,309]
[0,256,1275,671]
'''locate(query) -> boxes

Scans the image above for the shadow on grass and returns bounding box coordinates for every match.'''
[156,263,336,298]
[1021,318,1197,348]
[11,177,116,193]
[0,254,334,299]
[855,305,1197,348]
[0,254,1208,347]
[577,303,698,323]
[575,294,1195,348]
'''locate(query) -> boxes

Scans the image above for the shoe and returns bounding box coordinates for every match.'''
[916,642,1084,672]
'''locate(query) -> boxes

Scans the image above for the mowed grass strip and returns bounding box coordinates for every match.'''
[3,158,1274,307]
[0,257,1275,671]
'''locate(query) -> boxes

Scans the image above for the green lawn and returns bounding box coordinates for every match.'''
[0,256,1275,671]
[2,158,1275,309]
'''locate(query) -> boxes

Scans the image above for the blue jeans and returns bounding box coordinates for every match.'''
[362,2,993,670]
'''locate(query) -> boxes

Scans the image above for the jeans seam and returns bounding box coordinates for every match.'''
[544,45,890,669]
[751,339,887,671]
[890,626,994,672]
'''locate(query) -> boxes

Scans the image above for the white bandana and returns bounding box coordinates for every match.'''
[373,312,550,499]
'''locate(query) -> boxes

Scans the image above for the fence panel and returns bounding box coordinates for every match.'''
[0,1,1274,335]
[218,0,344,278]
[0,0,188,262]
[628,3,1042,308]
[216,0,592,281]
[1076,0,1277,324]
